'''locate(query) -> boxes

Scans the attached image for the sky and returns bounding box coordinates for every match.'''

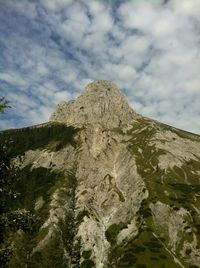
[0,0,200,134]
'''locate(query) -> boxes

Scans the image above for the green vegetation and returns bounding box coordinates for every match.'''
[82,250,92,259]
[81,249,94,267]
[0,104,81,263]
[94,118,200,266]
[127,117,200,209]
[0,119,81,267]
[105,222,127,245]
[169,182,200,194]
[80,259,95,268]
[4,165,82,267]
[76,210,90,224]
[107,228,180,268]
[159,120,200,142]
[0,135,39,267]
[12,165,61,211]
[138,199,152,218]
[1,108,200,267]
[1,164,63,267]
[0,96,10,113]
[0,122,79,157]
[127,118,169,206]
[12,234,68,268]
[106,117,200,267]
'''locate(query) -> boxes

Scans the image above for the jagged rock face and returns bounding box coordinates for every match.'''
[1,81,200,268]
[50,80,136,128]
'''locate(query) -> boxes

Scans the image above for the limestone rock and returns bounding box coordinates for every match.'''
[50,80,136,128]
[1,81,200,268]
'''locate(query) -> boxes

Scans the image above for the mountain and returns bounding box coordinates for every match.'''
[1,80,200,268]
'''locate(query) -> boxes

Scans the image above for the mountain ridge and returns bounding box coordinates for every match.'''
[0,81,200,268]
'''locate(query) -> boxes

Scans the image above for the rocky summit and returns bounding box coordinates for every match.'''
[50,80,136,128]
[1,80,200,268]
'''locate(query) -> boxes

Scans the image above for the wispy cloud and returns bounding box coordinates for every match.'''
[0,0,199,134]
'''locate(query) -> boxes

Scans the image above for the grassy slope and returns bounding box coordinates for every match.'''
[1,119,200,267]
[0,122,78,157]
[0,122,80,267]
[106,117,200,268]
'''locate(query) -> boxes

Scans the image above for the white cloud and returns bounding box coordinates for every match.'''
[170,0,200,16]
[0,0,200,134]
[6,0,38,19]
[0,72,28,87]
[41,0,74,11]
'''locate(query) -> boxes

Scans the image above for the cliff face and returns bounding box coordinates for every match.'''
[50,80,136,128]
[1,80,200,268]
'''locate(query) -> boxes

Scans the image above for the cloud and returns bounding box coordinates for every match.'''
[0,0,200,135]
[0,72,28,87]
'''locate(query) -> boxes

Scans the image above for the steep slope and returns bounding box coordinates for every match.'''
[1,80,200,268]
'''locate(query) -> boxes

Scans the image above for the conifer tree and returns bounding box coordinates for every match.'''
[0,98,37,267]
[0,97,10,113]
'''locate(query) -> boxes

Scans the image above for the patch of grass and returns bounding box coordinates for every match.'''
[107,228,180,267]
[138,200,152,218]
[112,117,199,267]
[0,121,82,266]
[157,120,200,142]
[168,183,200,194]
[11,165,62,211]
[127,117,200,211]
[105,222,127,245]
[136,264,147,268]
[5,162,80,266]
[34,227,49,244]
[30,234,68,268]
[76,210,90,225]
[80,259,95,268]
[0,122,79,157]
[82,250,92,259]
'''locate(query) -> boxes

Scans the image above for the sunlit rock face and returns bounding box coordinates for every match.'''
[50,80,136,128]
[1,80,200,268]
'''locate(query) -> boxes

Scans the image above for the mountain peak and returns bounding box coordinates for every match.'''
[50,80,136,127]
[85,80,120,93]
[2,80,200,267]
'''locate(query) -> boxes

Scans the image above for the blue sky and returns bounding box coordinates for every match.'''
[0,0,200,134]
